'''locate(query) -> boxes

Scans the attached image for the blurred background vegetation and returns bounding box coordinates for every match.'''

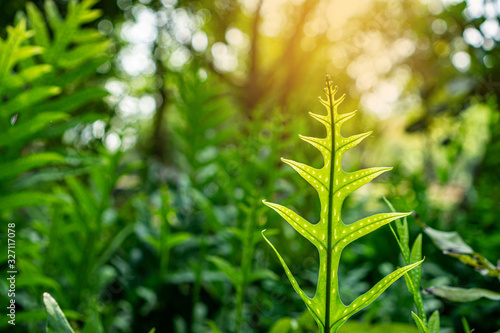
[0,0,499,332]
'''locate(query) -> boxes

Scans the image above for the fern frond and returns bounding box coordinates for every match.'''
[27,0,109,68]
[0,1,111,212]
[263,76,422,332]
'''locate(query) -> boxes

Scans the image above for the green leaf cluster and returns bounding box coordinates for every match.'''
[0,0,109,212]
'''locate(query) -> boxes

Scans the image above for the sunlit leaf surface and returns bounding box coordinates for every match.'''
[263,77,422,332]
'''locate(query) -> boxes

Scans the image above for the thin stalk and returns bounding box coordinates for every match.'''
[413,291,427,325]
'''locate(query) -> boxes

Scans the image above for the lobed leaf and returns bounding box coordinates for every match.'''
[263,78,421,332]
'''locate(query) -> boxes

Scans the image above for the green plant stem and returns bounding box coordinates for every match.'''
[413,289,427,325]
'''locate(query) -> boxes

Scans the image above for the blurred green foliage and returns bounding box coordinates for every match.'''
[0,0,499,332]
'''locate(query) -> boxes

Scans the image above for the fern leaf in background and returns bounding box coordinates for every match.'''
[0,1,118,330]
[25,0,110,124]
[0,19,65,210]
[168,70,235,330]
[263,77,422,332]
[0,19,61,140]
[0,0,110,213]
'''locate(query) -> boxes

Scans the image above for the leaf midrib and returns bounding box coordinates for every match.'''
[324,81,336,332]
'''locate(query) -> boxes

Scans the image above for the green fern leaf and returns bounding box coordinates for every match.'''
[263,77,422,332]
[27,0,110,69]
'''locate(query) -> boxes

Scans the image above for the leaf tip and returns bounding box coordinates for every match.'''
[43,292,56,306]
[280,157,292,165]
[262,200,272,208]
[333,93,345,105]
[402,211,413,217]
[261,229,268,239]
